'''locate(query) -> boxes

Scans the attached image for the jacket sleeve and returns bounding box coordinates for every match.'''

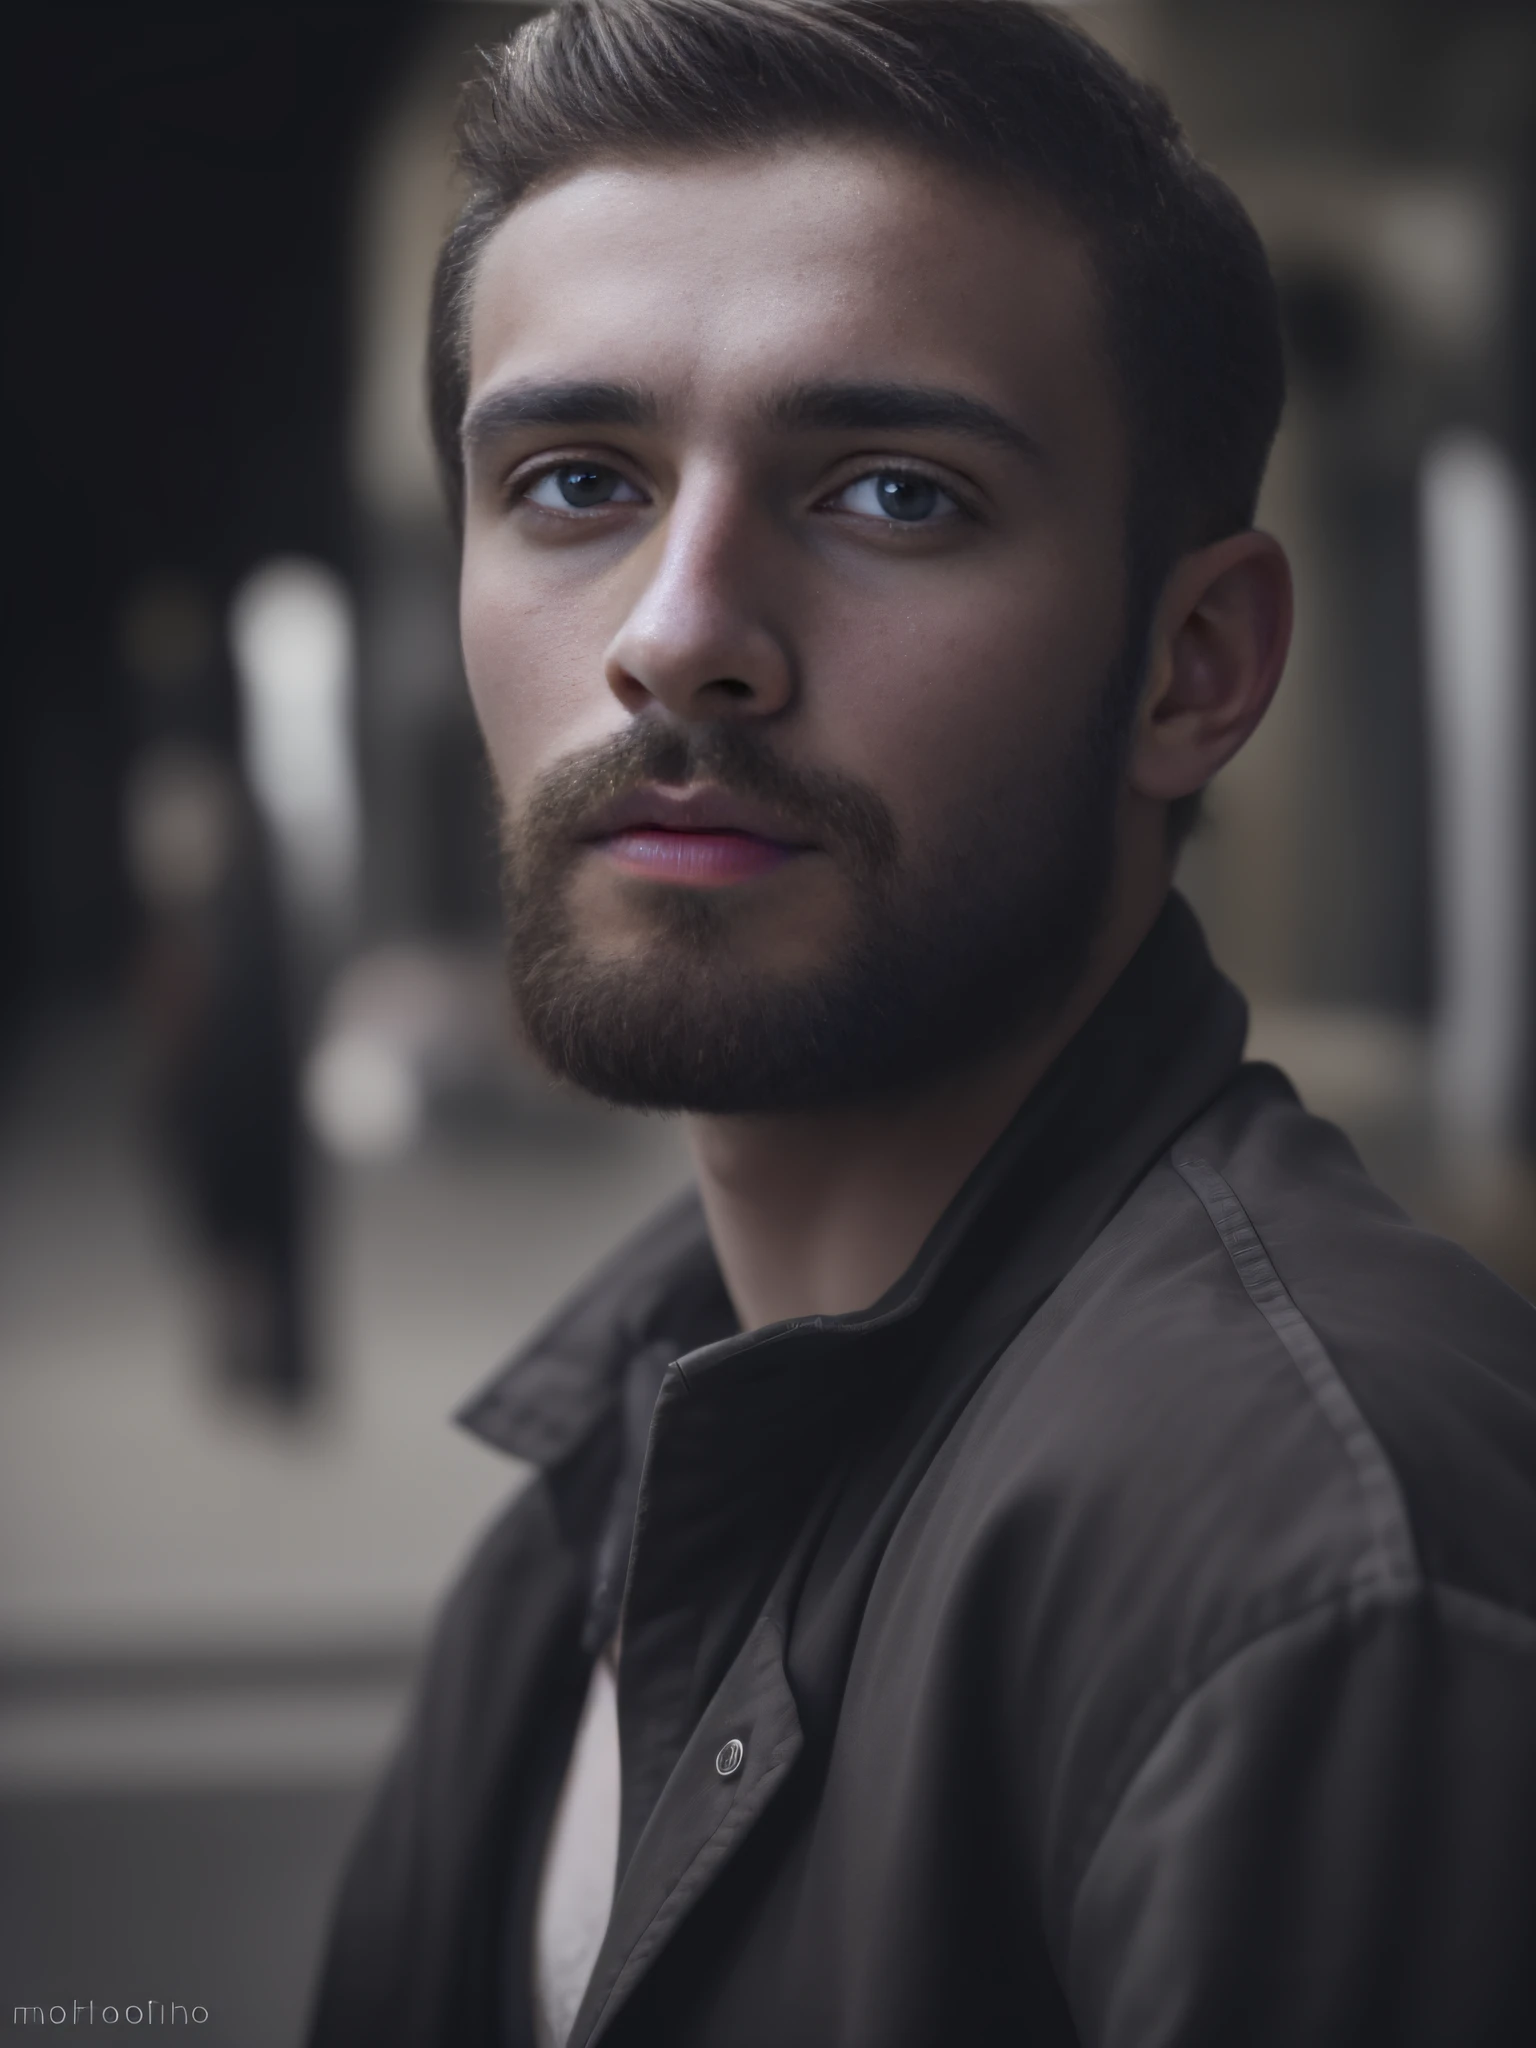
[1064,1586,1536,2046]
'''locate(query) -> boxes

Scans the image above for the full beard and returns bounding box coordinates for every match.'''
[498,689,1131,1116]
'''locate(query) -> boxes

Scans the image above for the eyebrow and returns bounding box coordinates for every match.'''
[764,380,1045,462]
[459,373,1043,465]
[460,378,660,462]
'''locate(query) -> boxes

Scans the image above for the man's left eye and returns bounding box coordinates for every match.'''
[833,472,956,523]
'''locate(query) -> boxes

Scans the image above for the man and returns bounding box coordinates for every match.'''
[310,3,1536,2043]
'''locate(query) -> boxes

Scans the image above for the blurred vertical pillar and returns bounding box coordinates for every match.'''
[1513,103,1536,1155]
[230,557,363,980]
[1420,434,1531,1153]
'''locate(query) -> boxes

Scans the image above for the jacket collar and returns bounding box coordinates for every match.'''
[455,1178,730,1469]
[457,890,1246,1476]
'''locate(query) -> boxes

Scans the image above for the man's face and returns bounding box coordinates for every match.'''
[460,141,1137,1111]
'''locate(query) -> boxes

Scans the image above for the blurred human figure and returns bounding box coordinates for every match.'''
[121,574,315,1408]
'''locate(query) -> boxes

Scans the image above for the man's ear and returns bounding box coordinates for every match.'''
[1128,530,1293,805]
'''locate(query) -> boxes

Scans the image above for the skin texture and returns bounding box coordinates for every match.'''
[459,141,1292,1328]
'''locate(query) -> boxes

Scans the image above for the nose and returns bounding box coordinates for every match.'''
[603,478,795,723]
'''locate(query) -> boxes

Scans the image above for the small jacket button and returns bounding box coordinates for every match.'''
[715,1738,744,1778]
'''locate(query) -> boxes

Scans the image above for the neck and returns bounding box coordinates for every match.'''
[687,870,1170,1332]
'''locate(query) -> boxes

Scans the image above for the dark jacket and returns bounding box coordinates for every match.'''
[308,896,1536,2047]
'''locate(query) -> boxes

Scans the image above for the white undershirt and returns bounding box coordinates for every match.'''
[532,1650,622,2048]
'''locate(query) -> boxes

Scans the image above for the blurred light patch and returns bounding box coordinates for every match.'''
[230,557,361,922]
[304,1032,422,1161]
[123,745,238,912]
[1420,431,1530,1154]
[1246,1004,1428,1130]
[302,941,535,1161]
[1374,181,1502,365]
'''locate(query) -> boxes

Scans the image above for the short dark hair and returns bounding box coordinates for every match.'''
[429,0,1286,838]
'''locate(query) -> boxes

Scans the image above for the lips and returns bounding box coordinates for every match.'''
[580,784,810,888]
[598,827,797,885]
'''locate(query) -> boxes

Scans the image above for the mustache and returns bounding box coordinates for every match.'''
[505,720,900,879]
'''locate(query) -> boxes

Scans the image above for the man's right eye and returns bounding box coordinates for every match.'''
[521,463,645,512]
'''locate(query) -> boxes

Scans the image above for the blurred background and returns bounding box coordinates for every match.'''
[1,2,1533,2040]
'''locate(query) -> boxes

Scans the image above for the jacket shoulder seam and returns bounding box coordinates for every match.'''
[1170,1146,1420,1594]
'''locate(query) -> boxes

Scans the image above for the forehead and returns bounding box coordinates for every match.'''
[465,141,1114,447]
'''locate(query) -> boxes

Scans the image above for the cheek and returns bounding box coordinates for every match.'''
[458,543,614,805]
[815,567,1117,837]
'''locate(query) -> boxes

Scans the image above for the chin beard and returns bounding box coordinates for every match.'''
[498,700,1128,1116]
